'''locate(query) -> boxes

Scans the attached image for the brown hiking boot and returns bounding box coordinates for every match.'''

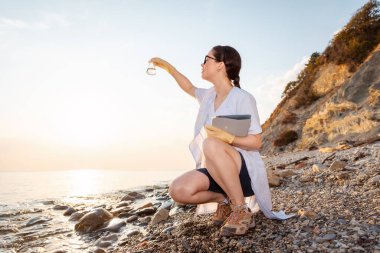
[209,202,232,226]
[220,205,255,236]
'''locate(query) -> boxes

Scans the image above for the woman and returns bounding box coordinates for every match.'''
[150,45,290,237]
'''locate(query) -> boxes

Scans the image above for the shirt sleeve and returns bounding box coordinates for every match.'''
[238,93,262,135]
[195,88,208,105]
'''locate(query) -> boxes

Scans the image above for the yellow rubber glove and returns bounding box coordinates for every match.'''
[149,57,176,74]
[205,125,235,144]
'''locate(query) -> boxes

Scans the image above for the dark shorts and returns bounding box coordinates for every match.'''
[196,152,254,197]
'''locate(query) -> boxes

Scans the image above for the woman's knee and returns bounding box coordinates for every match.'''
[202,137,225,158]
[169,179,192,203]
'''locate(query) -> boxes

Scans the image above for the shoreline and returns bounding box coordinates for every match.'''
[0,142,379,252]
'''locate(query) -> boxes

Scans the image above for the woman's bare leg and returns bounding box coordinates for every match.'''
[169,170,226,204]
[202,137,245,205]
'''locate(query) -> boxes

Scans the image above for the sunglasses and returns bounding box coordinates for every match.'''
[203,55,218,64]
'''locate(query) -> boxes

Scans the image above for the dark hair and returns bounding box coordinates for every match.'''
[212,45,242,88]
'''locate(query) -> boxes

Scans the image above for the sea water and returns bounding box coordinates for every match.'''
[0,169,185,208]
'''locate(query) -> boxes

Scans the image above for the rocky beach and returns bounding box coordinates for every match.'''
[0,141,379,252]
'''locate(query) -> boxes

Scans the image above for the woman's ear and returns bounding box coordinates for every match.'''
[217,61,225,72]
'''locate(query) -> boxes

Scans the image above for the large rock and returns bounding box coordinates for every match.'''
[74,208,113,233]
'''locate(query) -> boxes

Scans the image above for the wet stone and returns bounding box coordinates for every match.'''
[74,208,113,233]
[138,216,151,225]
[111,206,132,216]
[63,207,77,216]
[25,216,52,227]
[134,201,153,210]
[69,211,86,221]
[136,207,155,215]
[121,191,145,201]
[100,220,126,233]
[42,200,55,205]
[160,200,174,210]
[95,234,118,248]
[126,230,140,237]
[116,201,131,208]
[53,205,69,210]
[127,215,138,222]
[118,212,134,218]
[0,227,20,235]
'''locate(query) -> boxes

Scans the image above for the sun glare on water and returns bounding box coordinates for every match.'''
[66,169,102,197]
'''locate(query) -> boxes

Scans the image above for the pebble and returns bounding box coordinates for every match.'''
[116,201,131,208]
[134,201,153,210]
[121,192,145,201]
[127,215,138,222]
[312,163,326,173]
[139,216,151,225]
[274,169,296,178]
[151,208,169,225]
[315,233,336,243]
[111,206,132,216]
[126,230,140,237]
[159,200,174,210]
[299,175,314,182]
[369,175,380,184]
[329,161,346,171]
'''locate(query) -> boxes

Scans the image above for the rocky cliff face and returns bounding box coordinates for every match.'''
[261,44,380,155]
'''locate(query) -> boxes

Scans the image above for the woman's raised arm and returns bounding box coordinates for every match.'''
[149,57,196,97]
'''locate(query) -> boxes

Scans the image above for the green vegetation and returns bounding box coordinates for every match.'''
[325,0,380,71]
[281,0,380,107]
[273,130,299,147]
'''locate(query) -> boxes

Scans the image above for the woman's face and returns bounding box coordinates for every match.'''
[201,50,219,81]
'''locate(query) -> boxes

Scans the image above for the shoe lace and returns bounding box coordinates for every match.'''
[225,206,245,224]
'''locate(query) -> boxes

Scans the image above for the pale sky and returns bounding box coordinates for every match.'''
[0,0,367,170]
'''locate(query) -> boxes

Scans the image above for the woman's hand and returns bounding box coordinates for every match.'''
[149,57,196,97]
[205,125,235,144]
[149,57,175,74]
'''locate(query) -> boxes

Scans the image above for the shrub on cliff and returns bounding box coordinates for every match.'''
[281,112,298,124]
[324,0,380,71]
[273,130,299,147]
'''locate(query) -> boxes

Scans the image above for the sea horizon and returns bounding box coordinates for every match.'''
[0,169,186,207]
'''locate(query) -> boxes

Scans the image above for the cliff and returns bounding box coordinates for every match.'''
[261,1,380,155]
